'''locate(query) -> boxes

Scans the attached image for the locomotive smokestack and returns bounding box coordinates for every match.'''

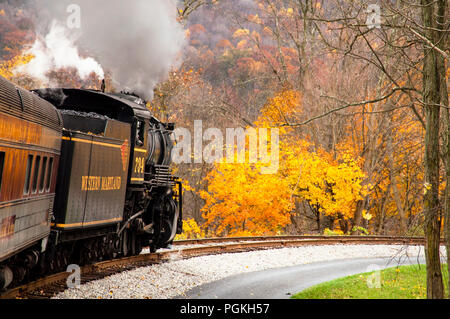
[101,79,106,93]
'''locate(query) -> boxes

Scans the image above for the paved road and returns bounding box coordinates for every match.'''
[176,257,426,299]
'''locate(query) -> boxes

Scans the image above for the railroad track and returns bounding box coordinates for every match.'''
[173,235,432,246]
[0,235,440,299]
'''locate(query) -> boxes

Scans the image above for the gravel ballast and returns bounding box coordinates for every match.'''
[53,244,447,299]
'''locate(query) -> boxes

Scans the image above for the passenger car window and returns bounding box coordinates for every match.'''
[32,156,41,193]
[45,157,53,192]
[39,157,48,193]
[24,155,34,194]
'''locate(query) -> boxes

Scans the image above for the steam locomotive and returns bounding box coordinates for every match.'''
[0,75,182,289]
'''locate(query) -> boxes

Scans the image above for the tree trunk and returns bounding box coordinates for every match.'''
[377,184,391,235]
[444,93,450,299]
[352,200,363,234]
[388,119,408,234]
[421,0,445,299]
[422,67,444,299]
[439,29,450,300]
[434,0,449,299]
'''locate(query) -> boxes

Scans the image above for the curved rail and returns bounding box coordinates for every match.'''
[0,235,440,299]
[172,235,432,246]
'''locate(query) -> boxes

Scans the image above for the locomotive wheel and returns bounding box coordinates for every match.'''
[113,236,121,259]
[122,230,129,257]
[62,249,70,267]
[105,235,118,259]
[136,237,143,255]
[131,233,136,256]
[130,233,143,256]
[92,241,100,262]
[79,241,94,265]
[49,259,56,273]
[55,248,70,272]
[54,252,63,272]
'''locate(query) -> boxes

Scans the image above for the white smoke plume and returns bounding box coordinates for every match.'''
[19,0,186,100]
[17,20,104,82]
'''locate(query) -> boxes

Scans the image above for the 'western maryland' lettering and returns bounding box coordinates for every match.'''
[81,176,122,191]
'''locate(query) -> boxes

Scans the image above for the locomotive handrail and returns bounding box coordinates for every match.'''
[15,87,24,111]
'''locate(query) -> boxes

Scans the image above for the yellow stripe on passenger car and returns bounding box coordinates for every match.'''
[51,217,122,228]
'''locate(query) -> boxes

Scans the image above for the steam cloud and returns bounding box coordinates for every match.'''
[18,20,105,82]
[20,0,186,100]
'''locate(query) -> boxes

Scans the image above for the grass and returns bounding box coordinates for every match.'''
[292,264,448,299]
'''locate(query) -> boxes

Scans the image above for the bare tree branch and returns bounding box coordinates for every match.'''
[275,87,419,127]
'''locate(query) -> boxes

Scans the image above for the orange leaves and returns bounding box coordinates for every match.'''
[189,24,206,35]
[278,7,295,18]
[282,138,367,220]
[175,218,205,240]
[216,39,233,49]
[262,26,273,36]
[250,30,261,43]
[255,89,302,128]
[236,39,248,50]
[201,161,293,237]
[232,28,250,39]
[247,14,262,25]
[199,89,367,236]
[0,53,34,80]
[200,134,367,236]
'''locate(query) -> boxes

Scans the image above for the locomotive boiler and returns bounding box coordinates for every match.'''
[0,76,182,289]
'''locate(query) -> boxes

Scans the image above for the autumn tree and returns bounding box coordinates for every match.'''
[201,159,293,237]
[420,0,447,299]
[305,0,448,298]
[200,90,368,236]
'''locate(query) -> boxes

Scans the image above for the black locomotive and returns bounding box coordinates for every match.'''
[0,75,182,289]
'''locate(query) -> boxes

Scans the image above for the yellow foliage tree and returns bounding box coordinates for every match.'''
[175,218,205,240]
[255,89,302,128]
[200,90,368,236]
[232,28,250,39]
[0,54,34,80]
[200,158,293,237]
[282,139,368,222]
